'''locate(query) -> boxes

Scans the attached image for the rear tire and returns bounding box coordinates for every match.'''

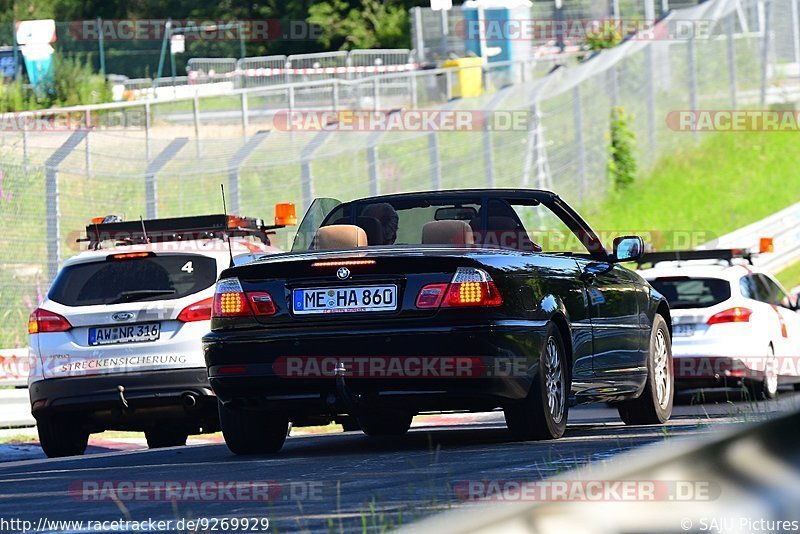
[37,415,89,458]
[338,416,361,432]
[504,323,569,441]
[746,345,778,400]
[145,427,189,449]
[794,383,800,392]
[358,412,412,437]
[219,401,288,454]
[617,315,673,425]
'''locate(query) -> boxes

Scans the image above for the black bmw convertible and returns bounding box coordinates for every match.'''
[203,189,673,454]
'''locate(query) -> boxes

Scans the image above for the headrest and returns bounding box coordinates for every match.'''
[335,216,385,246]
[313,225,368,250]
[422,220,475,246]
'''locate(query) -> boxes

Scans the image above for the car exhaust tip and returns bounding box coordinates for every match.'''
[182,393,198,409]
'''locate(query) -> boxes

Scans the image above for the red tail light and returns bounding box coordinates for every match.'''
[212,278,277,318]
[28,308,72,334]
[248,292,276,316]
[177,297,213,322]
[416,284,449,308]
[415,268,503,309]
[707,307,752,325]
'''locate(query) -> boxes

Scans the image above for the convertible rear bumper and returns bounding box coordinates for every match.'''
[203,321,548,417]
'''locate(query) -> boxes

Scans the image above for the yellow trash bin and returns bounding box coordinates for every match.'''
[441,57,484,98]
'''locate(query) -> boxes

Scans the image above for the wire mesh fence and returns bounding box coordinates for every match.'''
[0,0,796,346]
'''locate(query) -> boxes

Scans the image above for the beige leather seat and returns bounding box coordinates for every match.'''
[313,225,368,249]
[421,220,475,245]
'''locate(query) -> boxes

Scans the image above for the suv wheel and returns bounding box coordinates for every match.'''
[358,411,412,437]
[747,345,778,400]
[37,415,90,458]
[504,323,570,440]
[145,427,189,449]
[617,315,674,425]
[219,401,288,454]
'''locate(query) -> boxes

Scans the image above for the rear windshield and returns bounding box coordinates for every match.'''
[49,254,217,307]
[649,277,731,309]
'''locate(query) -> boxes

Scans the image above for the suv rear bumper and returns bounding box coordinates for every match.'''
[29,368,218,431]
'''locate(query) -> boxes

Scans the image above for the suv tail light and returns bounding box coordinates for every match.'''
[707,307,752,325]
[28,308,72,334]
[177,297,213,322]
[212,278,277,318]
[416,268,503,309]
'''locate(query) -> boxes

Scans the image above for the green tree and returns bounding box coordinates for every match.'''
[308,0,409,50]
[607,106,637,191]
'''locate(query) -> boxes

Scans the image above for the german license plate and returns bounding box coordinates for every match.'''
[293,285,397,315]
[673,324,695,337]
[89,323,161,346]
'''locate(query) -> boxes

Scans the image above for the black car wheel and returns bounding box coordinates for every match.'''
[358,411,413,437]
[504,323,569,440]
[618,315,673,425]
[37,415,89,458]
[145,427,189,449]
[219,401,289,454]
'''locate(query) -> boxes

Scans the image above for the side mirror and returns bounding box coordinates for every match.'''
[612,236,644,263]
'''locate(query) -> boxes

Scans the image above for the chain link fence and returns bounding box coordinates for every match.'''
[0,0,797,347]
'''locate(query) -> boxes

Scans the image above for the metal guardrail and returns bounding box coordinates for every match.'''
[403,409,800,533]
[0,349,32,429]
[701,200,800,274]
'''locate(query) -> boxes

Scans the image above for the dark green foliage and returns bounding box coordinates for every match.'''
[607,106,637,191]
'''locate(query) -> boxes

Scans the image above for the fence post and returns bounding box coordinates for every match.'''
[413,8,426,64]
[373,77,381,112]
[84,130,91,177]
[229,131,269,214]
[645,44,657,156]
[332,80,339,111]
[687,34,698,141]
[22,128,28,164]
[144,137,189,219]
[367,145,380,197]
[98,17,106,76]
[300,130,333,211]
[241,92,249,138]
[411,74,419,108]
[792,0,800,65]
[145,101,152,161]
[445,70,453,101]
[44,130,88,282]
[193,95,201,139]
[726,13,737,109]
[288,85,296,113]
[483,124,495,188]
[759,0,771,106]
[572,85,587,203]
[428,132,442,190]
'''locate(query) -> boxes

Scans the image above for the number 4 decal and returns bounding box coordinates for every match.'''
[181,261,194,274]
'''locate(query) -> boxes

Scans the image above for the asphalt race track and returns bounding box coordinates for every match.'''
[0,393,797,533]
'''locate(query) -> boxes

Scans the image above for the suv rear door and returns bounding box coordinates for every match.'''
[36,252,218,378]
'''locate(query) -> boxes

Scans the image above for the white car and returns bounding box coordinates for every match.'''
[27,214,285,457]
[638,250,800,399]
